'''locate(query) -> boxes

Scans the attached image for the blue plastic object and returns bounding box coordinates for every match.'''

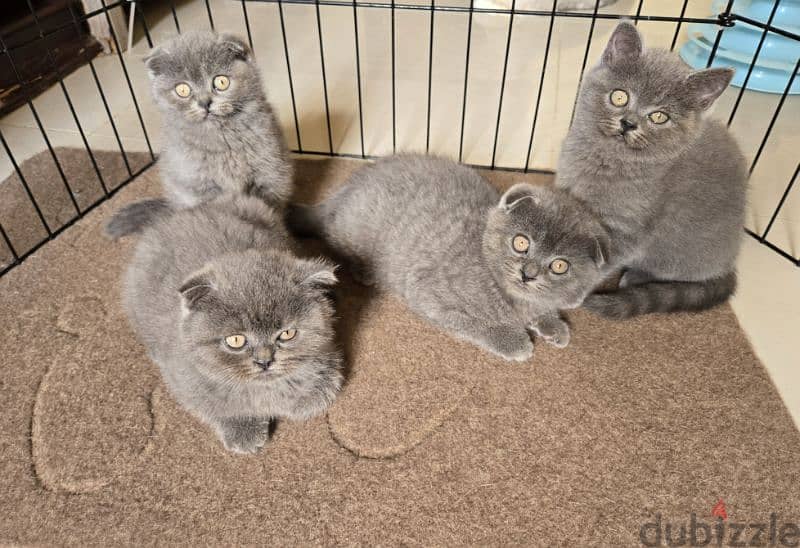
[680,0,800,95]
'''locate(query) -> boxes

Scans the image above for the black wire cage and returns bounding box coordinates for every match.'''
[0,0,798,278]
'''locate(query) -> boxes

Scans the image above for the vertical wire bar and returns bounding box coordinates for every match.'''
[490,0,515,169]
[205,0,216,30]
[705,0,735,68]
[457,0,475,163]
[761,163,799,241]
[727,0,782,127]
[352,0,366,158]
[749,57,799,175]
[25,0,109,196]
[135,6,154,48]
[67,2,132,176]
[569,0,601,126]
[241,1,254,49]
[633,0,644,25]
[669,0,689,51]
[425,0,435,153]
[170,1,181,33]
[0,35,81,216]
[391,0,397,153]
[524,0,557,172]
[100,0,155,160]
[0,221,18,263]
[0,129,53,235]
[278,0,303,151]
[315,0,334,153]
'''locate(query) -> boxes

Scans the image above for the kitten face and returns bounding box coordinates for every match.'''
[577,22,733,159]
[179,250,340,388]
[145,31,262,124]
[484,184,607,309]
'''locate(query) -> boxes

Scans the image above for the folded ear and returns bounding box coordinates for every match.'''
[143,47,169,77]
[498,183,542,213]
[602,21,642,69]
[179,266,217,311]
[297,258,338,289]
[685,67,734,110]
[593,236,609,268]
[219,33,251,61]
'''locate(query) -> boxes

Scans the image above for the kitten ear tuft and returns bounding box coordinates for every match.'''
[602,21,642,68]
[219,33,251,61]
[179,267,217,311]
[499,183,541,212]
[298,259,338,289]
[685,67,734,110]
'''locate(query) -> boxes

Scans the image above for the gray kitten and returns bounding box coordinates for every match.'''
[289,155,609,361]
[557,22,747,319]
[145,30,293,209]
[107,195,342,454]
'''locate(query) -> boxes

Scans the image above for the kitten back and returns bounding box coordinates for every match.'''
[106,198,172,239]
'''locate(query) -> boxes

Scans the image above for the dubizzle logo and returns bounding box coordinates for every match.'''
[639,499,800,547]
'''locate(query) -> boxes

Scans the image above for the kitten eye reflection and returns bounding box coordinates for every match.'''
[278,328,297,341]
[175,83,192,98]
[512,235,530,253]
[549,259,570,274]
[213,75,230,91]
[224,334,247,349]
[610,89,629,107]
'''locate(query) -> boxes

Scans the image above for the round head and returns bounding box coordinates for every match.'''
[145,30,264,124]
[484,183,609,309]
[575,21,733,160]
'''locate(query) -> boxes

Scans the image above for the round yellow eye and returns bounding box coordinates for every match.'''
[213,75,230,91]
[278,328,296,341]
[610,89,629,107]
[512,235,530,253]
[175,83,191,98]
[224,334,247,349]
[649,111,669,124]
[549,259,570,274]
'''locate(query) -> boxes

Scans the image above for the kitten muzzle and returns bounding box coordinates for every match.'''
[253,347,275,371]
[521,263,540,283]
[619,119,637,133]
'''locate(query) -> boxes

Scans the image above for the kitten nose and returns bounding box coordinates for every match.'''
[198,98,212,111]
[253,348,274,370]
[620,119,637,133]
[521,263,540,282]
[253,357,273,371]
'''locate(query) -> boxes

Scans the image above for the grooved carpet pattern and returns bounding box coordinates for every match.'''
[1,149,798,545]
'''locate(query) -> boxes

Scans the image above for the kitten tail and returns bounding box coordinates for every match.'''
[105,198,173,239]
[583,272,736,319]
[286,203,326,238]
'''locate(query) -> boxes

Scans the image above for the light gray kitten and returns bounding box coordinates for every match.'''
[106,196,342,454]
[557,22,747,319]
[145,30,293,209]
[289,155,609,361]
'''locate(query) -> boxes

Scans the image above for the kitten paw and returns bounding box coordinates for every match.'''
[485,325,534,362]
[532,318,571,349]
[217,418,272,455]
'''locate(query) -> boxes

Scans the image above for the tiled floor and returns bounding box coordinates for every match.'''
[1,0,798,422]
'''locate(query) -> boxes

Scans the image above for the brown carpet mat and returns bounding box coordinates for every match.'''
[1,149,798,546]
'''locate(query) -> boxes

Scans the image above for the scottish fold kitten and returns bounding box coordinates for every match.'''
[107,195,342,454]
[289,155,608,361]
[557,22,747,319]
[146,31,293,209]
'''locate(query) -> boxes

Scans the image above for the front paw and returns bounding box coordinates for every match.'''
[532,318,571,348]
[217,418,272,455]
[485,325,534,362]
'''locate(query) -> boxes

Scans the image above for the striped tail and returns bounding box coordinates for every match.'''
[583,272,737,319]
[105,198,172,239]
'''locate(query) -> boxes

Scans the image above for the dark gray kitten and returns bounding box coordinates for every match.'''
[107,196,342,454]
[290,155,609,361]
[146,30,293,209]
[557,22,747,319]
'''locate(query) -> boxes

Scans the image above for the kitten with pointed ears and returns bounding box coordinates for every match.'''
[557,21,747,319]
[290,155,609,361]
[146,30,293,209]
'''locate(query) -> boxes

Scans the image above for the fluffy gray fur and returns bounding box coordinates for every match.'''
[146,30,293,209]
[289,155,609,361]
[112,195,342,454]
[556,21,747,319]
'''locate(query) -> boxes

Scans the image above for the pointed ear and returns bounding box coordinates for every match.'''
[685,67,734,110]
[298,259,338,289]
[602,21,642,68]
[179,266,217,311]
[498,183,541,213]
[219,33,251,61]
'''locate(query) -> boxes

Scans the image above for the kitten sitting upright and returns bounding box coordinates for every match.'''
[289,155,609,361]
[145,31,293,209]
[557,22,747,319]
[107,195,342,454]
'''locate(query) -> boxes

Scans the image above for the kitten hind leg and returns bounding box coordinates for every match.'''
[214,416,272,454]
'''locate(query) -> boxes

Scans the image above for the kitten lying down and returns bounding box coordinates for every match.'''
[289,155,609,361]
[107,196,342,454]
